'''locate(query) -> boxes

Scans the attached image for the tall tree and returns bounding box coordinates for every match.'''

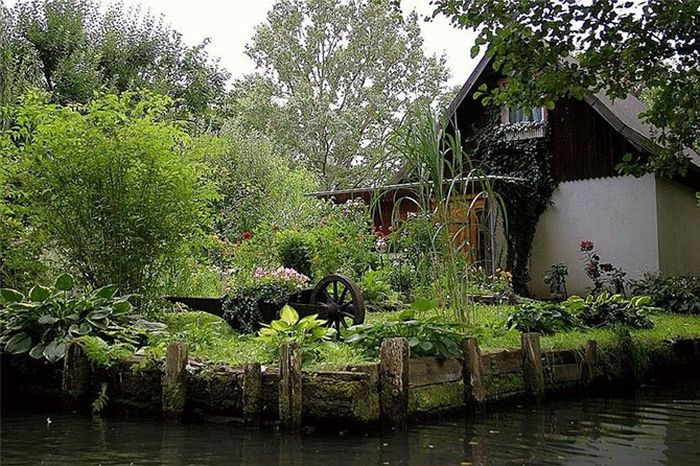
[434,0,700,177]
[245,0,450,188]
[4,0,229,129]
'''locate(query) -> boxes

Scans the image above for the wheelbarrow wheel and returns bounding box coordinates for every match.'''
[310,274,365,335]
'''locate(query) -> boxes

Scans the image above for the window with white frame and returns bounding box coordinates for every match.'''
[502,105,546,124]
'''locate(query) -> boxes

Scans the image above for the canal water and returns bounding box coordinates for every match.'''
[2,384,699,465]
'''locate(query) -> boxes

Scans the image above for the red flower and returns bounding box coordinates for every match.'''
[580,240,594,252]
[242,231,252,240]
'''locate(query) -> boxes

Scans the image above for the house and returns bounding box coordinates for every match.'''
[313,55,700,298]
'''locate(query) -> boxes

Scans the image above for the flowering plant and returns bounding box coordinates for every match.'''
[579,240,626,295]
[223,267,310,333]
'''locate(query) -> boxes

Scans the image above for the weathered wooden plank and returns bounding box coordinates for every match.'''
[462,338,486,404]
[522,333,545,399]
[544,349,580,365]
[551,363,581,383]
[408,380,464,414]
[583,340,598,384]
[62,341,90,409]
[243,363,262,425]
[279,342,302,432]
[408,357,463,387]
[483,349,523,375]
[162,342,188,419]
[379,338,409,429]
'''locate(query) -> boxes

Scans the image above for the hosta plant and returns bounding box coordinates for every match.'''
[505,301,578,336]
[257,305,335,364]
[563,293,657,330]
[0,273,165,363]
[345,307,467,359]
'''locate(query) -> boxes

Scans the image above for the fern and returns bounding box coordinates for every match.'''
[92,383,109,415]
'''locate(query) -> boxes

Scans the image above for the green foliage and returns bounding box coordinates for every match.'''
[543,263,568,301]
[346,304,467,358]
[244,0,449,187]
[469,267,513,296]
[276,230,314,277]
[257,305,335,364]
[434,0,699,176]
[506,293,659,336]
[5,0,229,127]
[360,269,394,303]
[204,129,319,241]
[7,91,216,296]
[388,106,507,321]
[0,273,165,363]
[222,199,377,286]
[78,335,135,368]
[148,311,269,366]
[505,301,577,336]
[92,382,109,415]
[630,273,700,315]
[308,199,378,281]
[465,109,555,295]
[563,294,656,330]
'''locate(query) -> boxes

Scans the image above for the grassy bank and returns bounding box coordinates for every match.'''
[142,305,700,370]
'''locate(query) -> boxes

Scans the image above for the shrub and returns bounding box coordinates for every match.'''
[277,230,313,277]
[360,269,394,303]
[543,263,568,301]
[345,308,466,358]
[469,267,513,296]
[10,91,215,296]
[579,240,627,295]
[310,199,378,280]
[630,273,700,315]
[563,293,656,329]
[223,267,310,332]
[257,305,335,364]
[0,273,165,363]
[505,301,578,335]
[386,261,416,298]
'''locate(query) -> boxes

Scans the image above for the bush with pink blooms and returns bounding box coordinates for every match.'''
[222,267,311,332]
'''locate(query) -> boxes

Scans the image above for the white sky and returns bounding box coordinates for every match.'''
[5,0,478,87]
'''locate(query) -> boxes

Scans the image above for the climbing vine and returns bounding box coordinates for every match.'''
[466,109,555,295]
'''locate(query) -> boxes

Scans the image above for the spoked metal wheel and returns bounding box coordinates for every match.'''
[310,274,365,335]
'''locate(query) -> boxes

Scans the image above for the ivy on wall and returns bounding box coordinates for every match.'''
[466,109,556,295]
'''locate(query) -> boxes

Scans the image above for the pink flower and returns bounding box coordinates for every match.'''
[580,240,594,252]
[242,231,253,240]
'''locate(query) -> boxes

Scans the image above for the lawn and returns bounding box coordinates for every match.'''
[146,305,700,370]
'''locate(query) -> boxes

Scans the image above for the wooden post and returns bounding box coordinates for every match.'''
[521,333,545,399]
[162,342,188,419]
[243,362,262,425]
[279,342,302,432]
[583,339,598,385]
[62,340,90,409]
[379,337,409,429]
[462,337,485,405]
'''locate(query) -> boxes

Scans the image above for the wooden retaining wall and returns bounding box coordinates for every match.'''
[5,334,699,431]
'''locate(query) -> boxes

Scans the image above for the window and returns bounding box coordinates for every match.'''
[510,106,544,123]
[503,105,545,124]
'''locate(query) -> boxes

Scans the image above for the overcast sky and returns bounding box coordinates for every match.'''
[5,0,479,87]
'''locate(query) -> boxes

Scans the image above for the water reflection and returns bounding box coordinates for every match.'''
[2,384,698,465]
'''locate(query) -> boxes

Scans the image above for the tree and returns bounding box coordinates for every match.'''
[244,0,450,188]
[4,0,229,129]
[6,91,216,295]
[203,126,320,241]
[434,0,700,177]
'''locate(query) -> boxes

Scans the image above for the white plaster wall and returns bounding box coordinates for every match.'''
[655,176,700,277]
[529,174,659,298]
